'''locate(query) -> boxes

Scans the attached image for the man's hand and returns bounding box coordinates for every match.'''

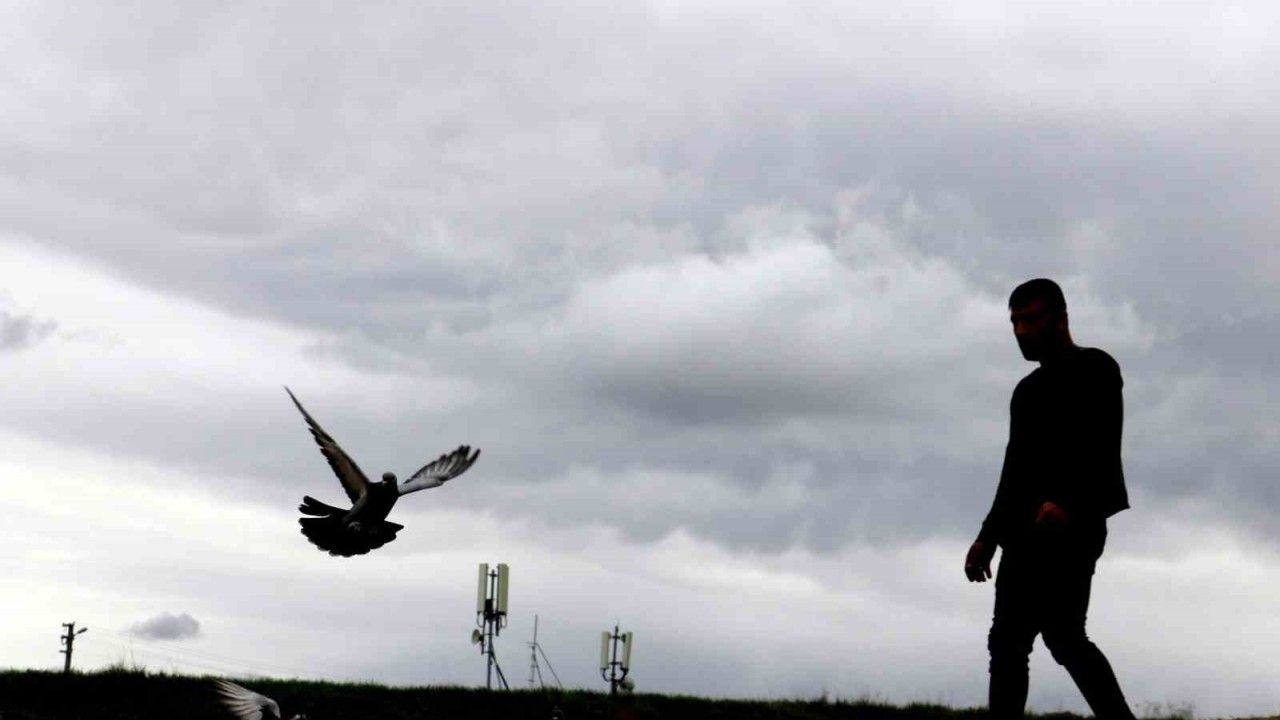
[965,540,993,582]
[1035,501,1069,528]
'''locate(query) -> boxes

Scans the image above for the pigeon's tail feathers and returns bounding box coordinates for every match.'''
[298,515,403,557]
[298,495,344,517]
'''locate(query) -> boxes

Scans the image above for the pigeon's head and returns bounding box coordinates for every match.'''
[382,472,397,485]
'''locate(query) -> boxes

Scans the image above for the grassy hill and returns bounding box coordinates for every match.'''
[0,668,1190,720]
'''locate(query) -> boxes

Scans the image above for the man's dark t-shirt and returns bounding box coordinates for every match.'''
[978,345,1130,550]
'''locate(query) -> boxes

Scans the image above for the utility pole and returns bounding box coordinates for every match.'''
[60,622,88,674]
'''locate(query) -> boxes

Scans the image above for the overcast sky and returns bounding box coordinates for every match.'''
[3,1,1279,717]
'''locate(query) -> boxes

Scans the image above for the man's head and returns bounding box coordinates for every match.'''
[1008,278,1073,362]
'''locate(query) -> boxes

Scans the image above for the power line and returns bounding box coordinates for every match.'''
[91,634,313,680]
[98,632,295,671]
[89,637,276,678]
[99,630,316,678]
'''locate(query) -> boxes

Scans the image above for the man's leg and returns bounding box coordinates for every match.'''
[1040,526,1136,720]
[988,550,1038,720]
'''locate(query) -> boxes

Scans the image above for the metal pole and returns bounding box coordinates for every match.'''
[528,614,539,688]
[609,624,619,695]
[486,570,495,690]
[481,567,509,691]
[600,624,629,695]
[62,623,73,674]
[492,653,509,689]
[536,643,563,688]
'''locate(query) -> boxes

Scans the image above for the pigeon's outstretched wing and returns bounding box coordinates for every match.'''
[398,445,481,495]
[214,679,283,720]
[285,386,368,504]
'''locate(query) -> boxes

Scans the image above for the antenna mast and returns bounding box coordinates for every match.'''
[599,623,634,695]
[526,614,563,689]
[528,615,541,688]
[474,563,510,690]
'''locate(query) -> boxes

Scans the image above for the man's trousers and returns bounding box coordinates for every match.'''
[987,522,1135,720]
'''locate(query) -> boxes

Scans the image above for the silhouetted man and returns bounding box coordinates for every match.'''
[965,278,1135,720]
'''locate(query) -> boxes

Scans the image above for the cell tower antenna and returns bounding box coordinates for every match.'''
[600,623,635,695]
[526,614,563,689]
[474,562,511,690]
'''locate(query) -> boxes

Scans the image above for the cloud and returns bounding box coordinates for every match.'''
[128,612,201,641]
[0,189,1169,557]
[5,0,1276,344]
[0,310,55,352]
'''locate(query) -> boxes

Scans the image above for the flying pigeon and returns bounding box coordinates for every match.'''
[286,386,480,557]
[214,679,307,720]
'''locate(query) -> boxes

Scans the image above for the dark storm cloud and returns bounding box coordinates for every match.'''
[13,0,1264,328]
[3,0,1279,556]
[0,310,55,351]
[128,612,201,641]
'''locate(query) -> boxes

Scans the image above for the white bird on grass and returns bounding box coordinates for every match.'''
[285,387,480,557]
[214,679,307,720]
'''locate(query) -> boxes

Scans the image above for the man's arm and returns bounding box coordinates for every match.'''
[965,539,994,582]
[977,441,1018,548]
[966,448,1013,582]
[967,386,1025,582]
